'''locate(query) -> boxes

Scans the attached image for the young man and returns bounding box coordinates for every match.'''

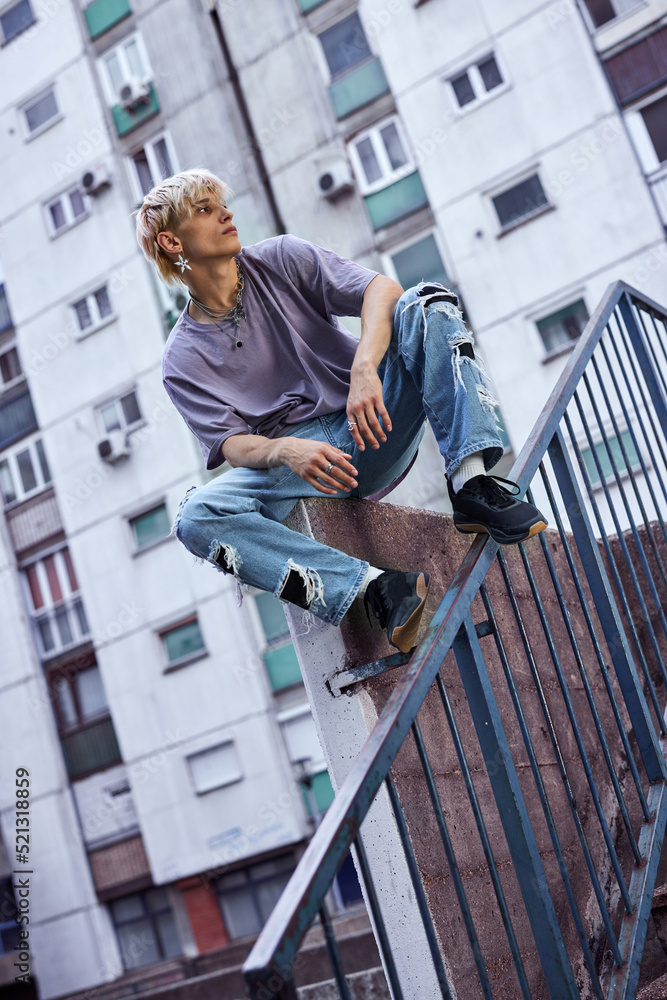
[136,168,547,653]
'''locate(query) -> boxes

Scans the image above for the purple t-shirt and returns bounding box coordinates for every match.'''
[162,235,379,469]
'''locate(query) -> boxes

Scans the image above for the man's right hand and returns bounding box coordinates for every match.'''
[222,433,358,495]
[278,438,358,495]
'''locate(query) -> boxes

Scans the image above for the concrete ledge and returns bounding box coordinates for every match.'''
[284,497,651,999]
[297,966,389,999]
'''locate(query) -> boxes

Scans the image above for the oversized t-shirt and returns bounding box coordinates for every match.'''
[162,234,379,469]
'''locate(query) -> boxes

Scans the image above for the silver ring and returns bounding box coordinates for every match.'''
[325,462,334,474]
[347,420,357,431]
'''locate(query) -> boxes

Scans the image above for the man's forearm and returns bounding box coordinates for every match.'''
[353,274,403,373]
[222,433,288,469]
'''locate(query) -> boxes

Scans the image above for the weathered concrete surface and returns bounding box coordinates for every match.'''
[286,497,659,1000]
[296,966,390,999]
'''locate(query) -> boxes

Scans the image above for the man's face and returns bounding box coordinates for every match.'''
[172,195,242,260]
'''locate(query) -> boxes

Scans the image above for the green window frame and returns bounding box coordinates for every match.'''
[581,429,641,487]
[161,617,206,667]
[536,299,589,355]
[130,503,171,550]
[254,592,302,691]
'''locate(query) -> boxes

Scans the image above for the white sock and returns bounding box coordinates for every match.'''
[451,453,486,494]
[356,565,384,600]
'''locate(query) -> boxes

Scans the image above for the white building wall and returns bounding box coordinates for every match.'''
[1,0,667,996]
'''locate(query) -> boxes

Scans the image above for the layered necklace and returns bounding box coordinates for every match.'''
[188,257,246,348]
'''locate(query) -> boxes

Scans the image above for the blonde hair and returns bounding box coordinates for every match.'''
[135,167,234,286]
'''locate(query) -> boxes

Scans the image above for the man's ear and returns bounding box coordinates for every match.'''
[156,230,181,255]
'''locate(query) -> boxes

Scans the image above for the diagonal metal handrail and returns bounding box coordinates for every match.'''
[243,279,667,999]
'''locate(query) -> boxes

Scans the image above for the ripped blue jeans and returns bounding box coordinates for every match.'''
[173,283,504,626]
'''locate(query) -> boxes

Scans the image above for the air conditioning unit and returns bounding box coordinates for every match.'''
[81,163,112,196]
[98,430,130,464]
[316,158,354,201]
[171,289,188,312]
[119,77,151,111]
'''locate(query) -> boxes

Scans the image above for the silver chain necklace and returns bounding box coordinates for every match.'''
[188,258,246,348]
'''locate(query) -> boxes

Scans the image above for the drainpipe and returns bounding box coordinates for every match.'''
[206,0,287,235]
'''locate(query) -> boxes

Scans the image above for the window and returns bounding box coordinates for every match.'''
[0,284,12,332]
[348,116,413,195]
[187,740,242,794]
[72,285,114,335]
[0,0,34,43]
[0,344,22,387]
[23,88,59,135]
[581,429,641,487]
[100,33,151,102]
[390,233,449,290]
[279,708,325,771]
[130,503,171,550]
[319,12,371,80]
[22,547,90,658]
[449,53,504,109]
[0,436,51,505]
[581,0,643,29]
[0,877,20,954]
[640,95,667,164]
[216,855,295,939]
[97,390,142,434]
[0,389,38,450]
[128,132,176,200]
[536,299,590,355]
[160,616,206,667]
[492,173,550,231]
[254,592,302,691]
[50,663,109,731]
[110,888,181,971]
[45,186,88,235]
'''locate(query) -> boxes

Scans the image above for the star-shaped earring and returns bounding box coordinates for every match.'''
[175,252,191,273]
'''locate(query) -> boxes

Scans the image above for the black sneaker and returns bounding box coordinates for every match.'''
[363,570,431,653]
[447,474,548,545]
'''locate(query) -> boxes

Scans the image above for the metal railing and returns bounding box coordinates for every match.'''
[242,280,667,1000]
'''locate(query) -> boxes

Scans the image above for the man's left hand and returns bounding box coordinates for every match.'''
[347,363,392,451]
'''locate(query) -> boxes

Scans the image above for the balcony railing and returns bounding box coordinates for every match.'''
[61,715,122,779]
[111,84,160,137]
[83,0,131,39]
[242,280,667,1000]
[327,57,390,120]
[363,171,430,231]
[33,597,90,660]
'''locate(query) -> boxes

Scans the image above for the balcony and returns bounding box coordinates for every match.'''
[263,642,302,691]
[33,597,90,660]
[61,715,122,779]
[328,57,391,120]
[0,388,37,451]
[0,284,12,334]
[5,488,62,556]
[83,0,131,39]
[111,84,160,137]
[363,171,430,231]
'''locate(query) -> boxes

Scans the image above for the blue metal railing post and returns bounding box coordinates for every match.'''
[452,614,580,1000]
[547,428,667,783]
[619,292,667,436]
[608,780,667,1000]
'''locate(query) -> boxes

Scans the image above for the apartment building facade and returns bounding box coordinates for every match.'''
[0,0,666,997]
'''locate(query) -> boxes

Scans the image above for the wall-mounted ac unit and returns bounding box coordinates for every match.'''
[81,163,112,196]
[316,158,354,201]
[170,289,188,312]
[119,77,151,111]
[98,430,130,464]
